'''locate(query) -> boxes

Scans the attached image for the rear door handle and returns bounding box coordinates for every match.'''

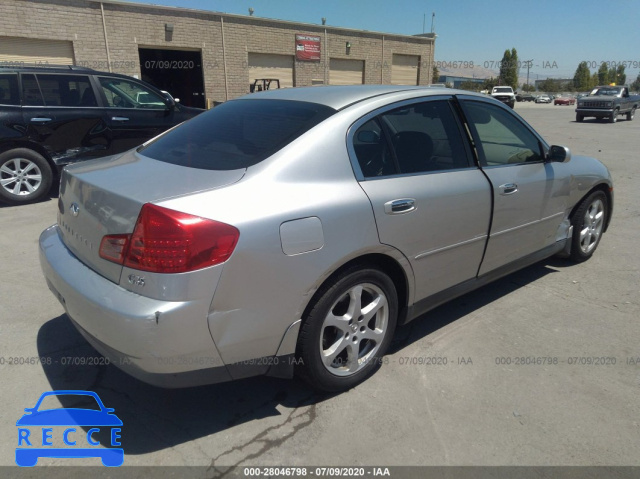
[30,117,52,123]
[384,198,416,214]
[111,117,129,122]
[499,183,518,195]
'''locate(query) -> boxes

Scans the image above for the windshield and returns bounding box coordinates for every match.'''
[591,87,620,96]
[139,99,336,170]
[493,87,512,93]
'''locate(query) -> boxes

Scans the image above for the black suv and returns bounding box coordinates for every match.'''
[0,65,203,205]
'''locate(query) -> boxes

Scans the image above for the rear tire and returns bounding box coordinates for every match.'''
[0,148,53,205]
[569,190,608,263]
[296,267,398,392]
[627,107,635,121]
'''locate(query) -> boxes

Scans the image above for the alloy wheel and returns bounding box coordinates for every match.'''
[0,158,43,197]
[319,283,389,376]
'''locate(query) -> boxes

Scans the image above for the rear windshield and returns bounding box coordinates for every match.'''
[139,99,336,170]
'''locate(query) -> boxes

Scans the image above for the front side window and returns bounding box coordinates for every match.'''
[99,77,166,109]
[0,74,20,105]
[139,99,336,170]
[463,101,542,166]
[35,74,96,107]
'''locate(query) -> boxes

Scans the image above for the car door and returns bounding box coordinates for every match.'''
[96,75,177,155]
[20,73,108,163]
[458,97,572,275]
[350,97,492,302]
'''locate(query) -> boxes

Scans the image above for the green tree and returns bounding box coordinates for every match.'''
[458,80,482,92]
[483,77,498,90]
[521,83,535,92]
[608,67,616,84]
[631,72,640,91]
[615,65,626,86]
[498,48,519,89]
[432,65,440,84]
[597,63,609,85]
[590,72,599,89]
[538,78,563,92]
[572,61,591,91]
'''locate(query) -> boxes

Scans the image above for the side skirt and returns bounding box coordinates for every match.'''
[402,240,566,325]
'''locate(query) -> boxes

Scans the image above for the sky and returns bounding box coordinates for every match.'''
[123,0,640,83]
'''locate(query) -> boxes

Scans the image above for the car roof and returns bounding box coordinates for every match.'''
[240,85,459,110]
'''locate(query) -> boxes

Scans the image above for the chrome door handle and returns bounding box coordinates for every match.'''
[111,117,129,121]
[499,183,518,195]
[30,117,52,123]
[384,198,416,214]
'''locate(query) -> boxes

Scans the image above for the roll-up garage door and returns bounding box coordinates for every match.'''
[248,53,294,88]
[391,54,419,85]
[329,58,364,85]
[0,37,74,65]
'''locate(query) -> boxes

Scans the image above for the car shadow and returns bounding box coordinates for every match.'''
[390,259,565,353]
[36,315,334,455]
[0,182,59,208]
[36,258,566,455]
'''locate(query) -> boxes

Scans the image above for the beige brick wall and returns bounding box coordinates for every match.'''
[1,0,435,104]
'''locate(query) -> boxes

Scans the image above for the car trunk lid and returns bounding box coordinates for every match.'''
[57,150,245,283]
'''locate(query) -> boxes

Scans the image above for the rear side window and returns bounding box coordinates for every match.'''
[34,74,96,107]
[22,74,43,106]
[139,99,336,170]
[0,74,20,105]
[353,99,471,177]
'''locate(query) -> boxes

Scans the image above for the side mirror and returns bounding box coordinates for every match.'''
[160,91,177,109]
[548,145,571,163]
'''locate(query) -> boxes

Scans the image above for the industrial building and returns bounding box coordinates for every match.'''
[0,0,436,108]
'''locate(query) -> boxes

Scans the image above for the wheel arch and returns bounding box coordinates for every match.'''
[0,141,58,176]
[300,252,411,329]
[569,183,613,232]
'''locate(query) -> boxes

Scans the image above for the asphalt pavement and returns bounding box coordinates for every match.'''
[1,101,639,475]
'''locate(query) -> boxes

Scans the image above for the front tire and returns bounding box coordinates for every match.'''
[296,267,398,392]
[627,107,635,121]
[569,190,608,262]
[0,148,53,205]
[576,113,584,122]
[609,108,618,123]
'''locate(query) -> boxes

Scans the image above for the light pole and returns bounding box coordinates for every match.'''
[525,59,533,90]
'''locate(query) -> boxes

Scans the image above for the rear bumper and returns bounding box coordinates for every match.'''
[39,225,233,388]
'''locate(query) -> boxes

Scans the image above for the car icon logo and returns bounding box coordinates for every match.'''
[16,390,123,467]
[70,203,80,217]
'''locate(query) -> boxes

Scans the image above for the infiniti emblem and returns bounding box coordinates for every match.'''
[70,203,80,217]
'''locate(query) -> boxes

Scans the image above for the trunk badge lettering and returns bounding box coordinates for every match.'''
[70,203,80,217]
[128,274,146,287]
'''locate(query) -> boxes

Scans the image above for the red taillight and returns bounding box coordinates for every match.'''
[99,234,129,263]
[99,204,239,274]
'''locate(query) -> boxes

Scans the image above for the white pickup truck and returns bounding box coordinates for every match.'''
[491,86,516,108]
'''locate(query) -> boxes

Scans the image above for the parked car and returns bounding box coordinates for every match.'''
[554,96,576,106]
[0,65,203,205]
[575,85,639,123]
[490,86,516,108]
[516,93,535,102]
[40,85,613,392]
[536,94,552,103]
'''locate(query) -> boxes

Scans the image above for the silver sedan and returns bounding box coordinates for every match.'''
[40,86,613,392]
